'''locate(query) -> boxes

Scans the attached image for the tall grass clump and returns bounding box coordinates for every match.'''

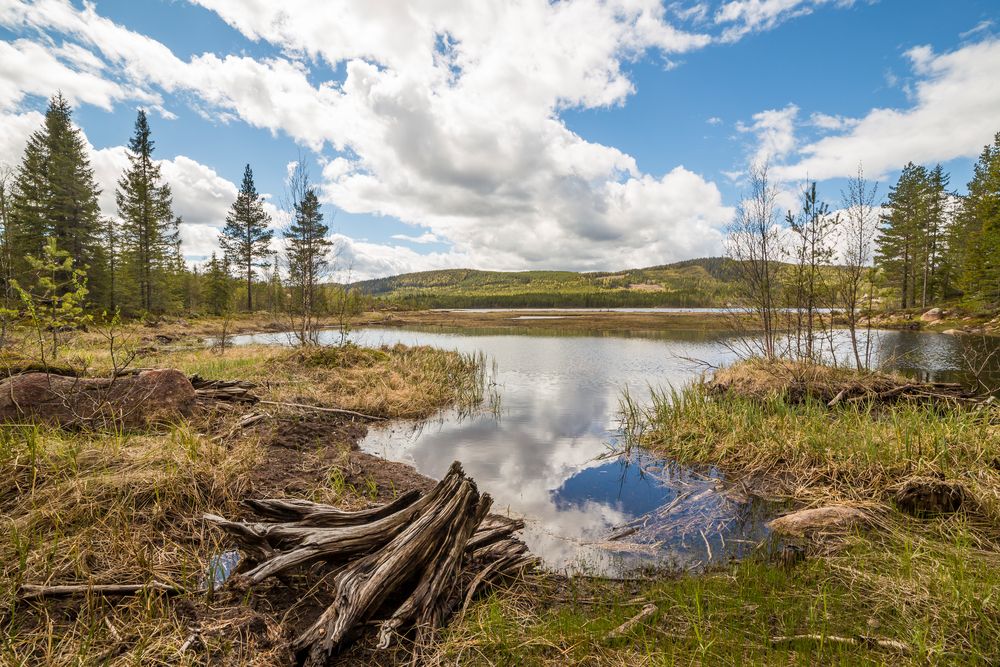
[0,420,262,665]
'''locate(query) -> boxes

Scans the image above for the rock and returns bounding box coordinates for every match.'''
[767,505,866,537]
[920,308,943,322]
[895,477,967,516]
[0,369,196,427]
[942,329,963,336]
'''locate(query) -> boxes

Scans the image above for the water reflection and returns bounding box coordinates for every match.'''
[227,325,998,576]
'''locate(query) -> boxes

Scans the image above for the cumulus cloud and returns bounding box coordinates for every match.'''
[774,38,1000,181]
[736,103,799,164]
[1,0,877,277]
[390,232,442,245]
[714,0,860,43]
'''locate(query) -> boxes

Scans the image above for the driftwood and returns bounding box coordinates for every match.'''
[205,462,535,665]
[19,582,185,599]
[772,633,909,652]
[605,603,658,640]
[827,380,980,408]
[190,375,259,403]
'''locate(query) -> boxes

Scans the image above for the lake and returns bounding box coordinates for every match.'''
[228,324,999,576]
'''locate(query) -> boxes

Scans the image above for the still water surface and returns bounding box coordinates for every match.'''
[230,325,998,576]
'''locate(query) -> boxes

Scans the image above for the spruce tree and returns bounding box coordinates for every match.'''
[219,164,272,311]
[956,133,1000,301]
[205,252,231,315]
[116,109,178,314]
[877,163,929,308]
[9,94,105,305]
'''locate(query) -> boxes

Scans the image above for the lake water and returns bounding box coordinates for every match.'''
[229,325,999,576]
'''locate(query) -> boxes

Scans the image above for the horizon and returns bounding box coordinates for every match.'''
[1,0,998,280]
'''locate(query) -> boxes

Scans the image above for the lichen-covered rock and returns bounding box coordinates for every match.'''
[0,369,196,427]
[767,505,866,537]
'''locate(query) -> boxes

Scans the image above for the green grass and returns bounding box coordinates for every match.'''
[431,365,1000,665]
[433,528,1000,665]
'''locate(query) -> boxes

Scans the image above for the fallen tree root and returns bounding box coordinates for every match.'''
[205,461,536,665]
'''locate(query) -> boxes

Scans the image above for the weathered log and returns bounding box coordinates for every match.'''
[204,461,536,664]
[0,369,196,427]
[189,375,259,403]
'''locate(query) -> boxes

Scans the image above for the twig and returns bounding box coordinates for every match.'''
[258,399,385,421]
[771,633,909,652]
[605,603,657,640]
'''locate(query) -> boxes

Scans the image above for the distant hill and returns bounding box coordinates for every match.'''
[351,257,742,308]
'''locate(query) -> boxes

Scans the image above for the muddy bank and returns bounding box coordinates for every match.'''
[249,411,435,500]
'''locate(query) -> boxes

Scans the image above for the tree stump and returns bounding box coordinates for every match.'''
[205,461,535,664]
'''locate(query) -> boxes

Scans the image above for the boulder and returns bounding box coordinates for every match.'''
[942,329,963,336]
[767,505,866,537]
[0,369,196,427]
[920,308,943,322]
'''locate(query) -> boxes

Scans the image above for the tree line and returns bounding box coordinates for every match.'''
[727,129,1000,368]
[877,138,1000,308]
[0,94,359,341]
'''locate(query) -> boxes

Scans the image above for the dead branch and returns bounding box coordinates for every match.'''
[20,582,185,599]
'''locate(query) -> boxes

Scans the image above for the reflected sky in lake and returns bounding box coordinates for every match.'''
[228,324,999,575]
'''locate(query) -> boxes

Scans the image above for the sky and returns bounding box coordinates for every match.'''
[0,0,998,280]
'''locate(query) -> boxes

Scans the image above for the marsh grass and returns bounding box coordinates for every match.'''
[429,371,1000,665]
[0,335,490,664]
[430,528,1000,665]
[0,419,262,664]
[507,358,1000,665]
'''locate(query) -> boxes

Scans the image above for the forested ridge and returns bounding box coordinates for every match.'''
[1,94,998,317]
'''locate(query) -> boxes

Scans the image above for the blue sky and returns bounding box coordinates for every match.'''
[0,0,998,278]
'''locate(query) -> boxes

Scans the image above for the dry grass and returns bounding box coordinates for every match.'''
[0,334,490,665]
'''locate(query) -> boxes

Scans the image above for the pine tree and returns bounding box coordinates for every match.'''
[286,188,332,314]
[9,94,105,305]
[116,110,178,314]
[220,164,272,311]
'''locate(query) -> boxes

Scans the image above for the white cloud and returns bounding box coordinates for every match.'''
[0,109,43,169]
[390,232,441,244]
[809,112,857,131]
[0,38,145,111]
[960,19,994,40]
[9,0,891,275]
[706,116,723,125]
[776,38,1000,181]
[714,0,859,42]
[736,103,799,164]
